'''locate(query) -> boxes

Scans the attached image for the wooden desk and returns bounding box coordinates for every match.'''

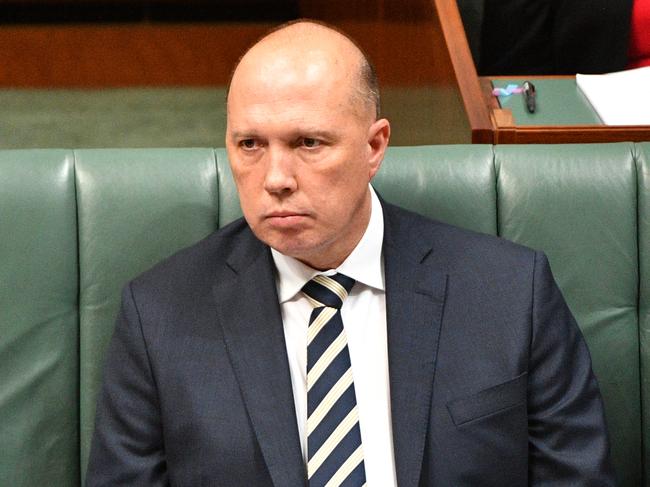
[477,76,650,144]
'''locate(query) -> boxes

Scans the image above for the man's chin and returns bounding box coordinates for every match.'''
[266,239,322,265]
[269,242,313,260]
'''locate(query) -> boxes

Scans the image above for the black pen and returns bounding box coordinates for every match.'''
[522,81,536,113]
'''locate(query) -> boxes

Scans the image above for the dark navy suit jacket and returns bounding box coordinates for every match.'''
[86,201,615,486]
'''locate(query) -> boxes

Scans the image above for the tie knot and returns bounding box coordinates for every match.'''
[302,273,355,309]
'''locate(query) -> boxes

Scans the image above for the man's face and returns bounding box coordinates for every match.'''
[226,51,388,269]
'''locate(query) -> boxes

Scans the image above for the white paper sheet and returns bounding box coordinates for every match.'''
[576,67,650,126]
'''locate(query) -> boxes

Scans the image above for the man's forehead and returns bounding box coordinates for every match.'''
[228,54,355,120]
[226,21,373,124]
[227,95,350,131]
[236,56,332,93]
[232,44,351,93]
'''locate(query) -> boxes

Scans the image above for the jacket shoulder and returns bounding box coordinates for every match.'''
[383,202,538,275]
[128,218,261,299]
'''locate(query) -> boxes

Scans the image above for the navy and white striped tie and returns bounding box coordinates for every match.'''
[302,273,366,487]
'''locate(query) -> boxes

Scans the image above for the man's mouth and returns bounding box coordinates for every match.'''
[265,211,308,228]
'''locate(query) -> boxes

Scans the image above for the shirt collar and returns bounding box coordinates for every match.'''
[271,185,385,303]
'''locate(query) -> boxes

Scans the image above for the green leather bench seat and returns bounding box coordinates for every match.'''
[1,143,648,486]
[373,145,497,235]
[75,149,220,473]
[0,151,79,486]
[496,145,641,486]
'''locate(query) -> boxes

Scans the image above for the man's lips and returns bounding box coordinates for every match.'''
[264,211,309,228]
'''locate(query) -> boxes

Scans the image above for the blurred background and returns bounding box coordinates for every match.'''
[2,0,644,149]
[0,0,471,148]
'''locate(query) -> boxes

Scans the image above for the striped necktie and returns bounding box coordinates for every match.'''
[302,273,366,487]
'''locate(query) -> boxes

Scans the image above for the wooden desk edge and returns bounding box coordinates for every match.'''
[479,76,650,144]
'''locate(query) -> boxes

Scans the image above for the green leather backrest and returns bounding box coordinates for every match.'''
[74,149,219,479]
[215,148,243,226]
[375,145,497,235]
[495,144,641,486]
[638,143,650,484]
[0,144,647,486]
[0,151,79,487]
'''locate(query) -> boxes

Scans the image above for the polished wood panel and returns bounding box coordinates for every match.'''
[0,1,461,87]
[0,20,452,87]
[0,24,272,87]
[431,0,492,142]
[495,126,650,144]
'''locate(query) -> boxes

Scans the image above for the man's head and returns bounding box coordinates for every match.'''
[226,20,390,270]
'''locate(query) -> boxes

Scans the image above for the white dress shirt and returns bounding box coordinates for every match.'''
[271,186,397,486]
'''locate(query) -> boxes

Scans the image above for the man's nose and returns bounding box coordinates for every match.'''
[263,147,297,195]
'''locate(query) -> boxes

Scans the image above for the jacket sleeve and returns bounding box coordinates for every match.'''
[527,251,616,485]
[85,283,169,487]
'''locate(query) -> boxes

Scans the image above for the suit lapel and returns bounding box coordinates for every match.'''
[213,235,306,487]
[383,204,448,487]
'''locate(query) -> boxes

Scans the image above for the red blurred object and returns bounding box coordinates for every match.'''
[628,0,650,68]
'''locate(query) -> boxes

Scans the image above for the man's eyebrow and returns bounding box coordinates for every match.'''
[229,129,340,141]
[228,131,259,140]
[293,129,339,140]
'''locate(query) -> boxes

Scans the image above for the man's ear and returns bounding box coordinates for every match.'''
[367,118,391,179]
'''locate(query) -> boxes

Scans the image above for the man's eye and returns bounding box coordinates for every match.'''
[301,138,321,148]
[240,139,258,150]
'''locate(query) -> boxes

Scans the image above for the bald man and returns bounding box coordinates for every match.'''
[87,21,615,486]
